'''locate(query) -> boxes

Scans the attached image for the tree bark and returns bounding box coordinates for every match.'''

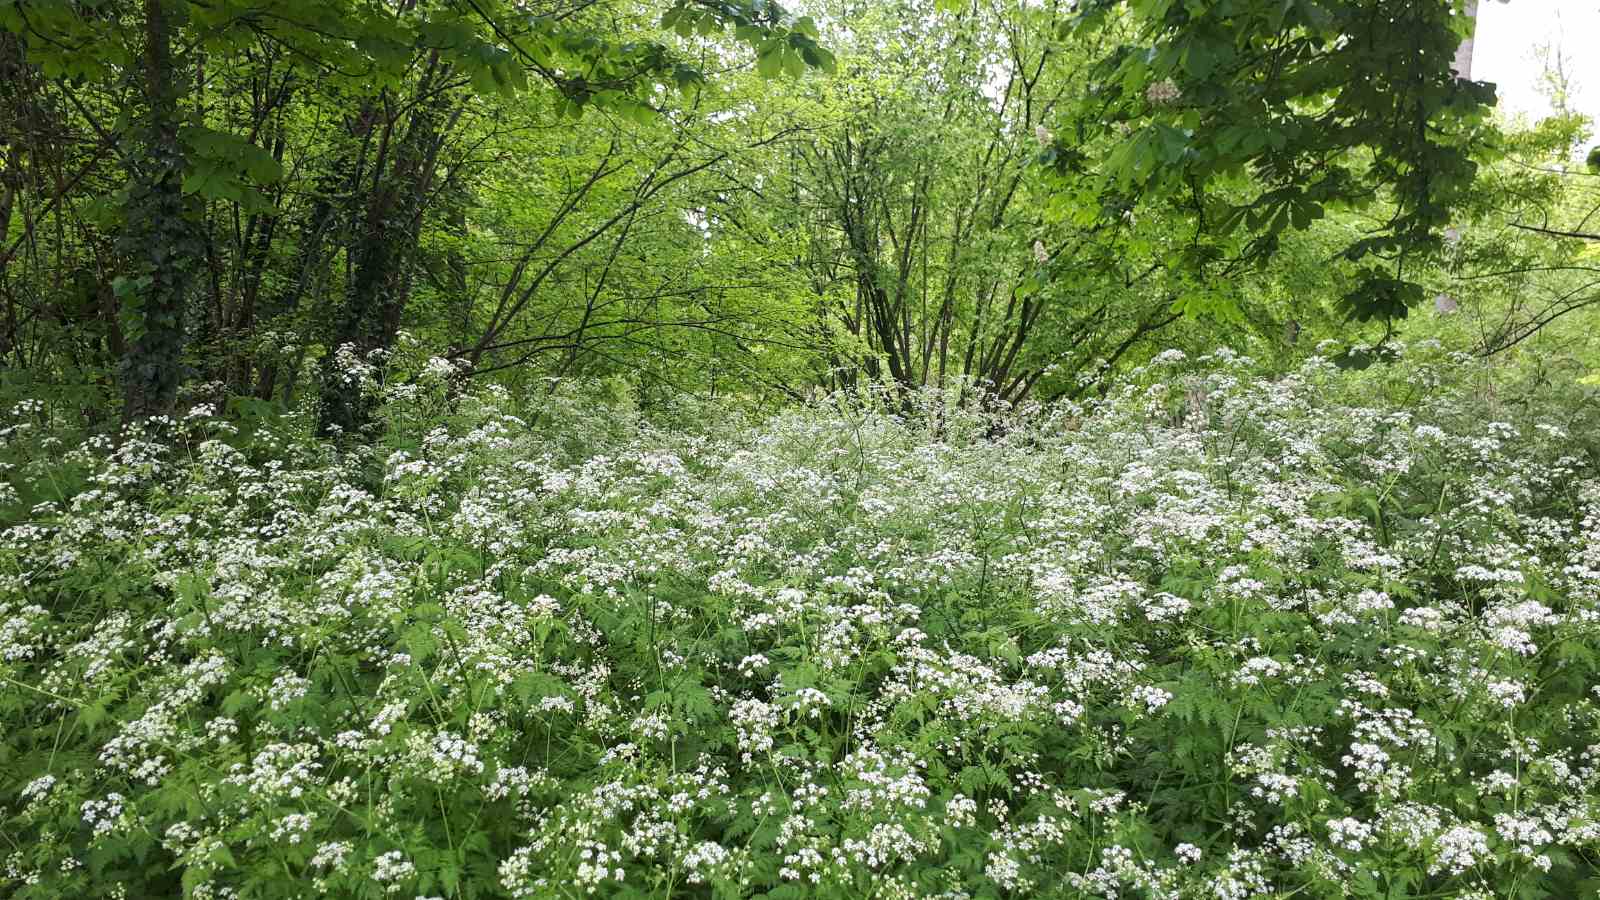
[1453,0,1479,79]
[316,58,455,436]
[119,0,201,423]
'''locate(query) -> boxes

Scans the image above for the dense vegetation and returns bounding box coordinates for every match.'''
[4,0,1600,897]
[4,347,1600,898]
[2,0,1597,422]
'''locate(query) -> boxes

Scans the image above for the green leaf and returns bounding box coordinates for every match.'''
[781,49,806,79]
[756,48,783,79]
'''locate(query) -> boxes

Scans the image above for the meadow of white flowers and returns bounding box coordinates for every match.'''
[2,345,1598,899]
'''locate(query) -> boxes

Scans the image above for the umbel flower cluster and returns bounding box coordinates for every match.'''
[2,345,1599,899]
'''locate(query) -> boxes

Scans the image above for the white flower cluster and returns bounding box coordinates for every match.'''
[2,348,1598,897]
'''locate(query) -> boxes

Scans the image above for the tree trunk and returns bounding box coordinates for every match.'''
[316,60,453,436]
[119,0,200,423]
[1453,0,1479,79]
[0,34,24,366]
[254,117,363,402]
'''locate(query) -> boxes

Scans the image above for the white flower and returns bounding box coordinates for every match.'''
[1145,78,1181,104]
[20,775,56,803]
[1233,656,1284,687]
[1485,679,1526,708]
[372,851,416,892]
[1328,816,1373,851]
[310,840,353,872]
[1129,684,1172,713]
[1429,825,1490,876]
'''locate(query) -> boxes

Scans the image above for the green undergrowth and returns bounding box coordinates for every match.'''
[3,345,1600,899]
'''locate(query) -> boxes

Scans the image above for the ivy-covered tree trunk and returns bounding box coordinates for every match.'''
[118,0,200,423]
